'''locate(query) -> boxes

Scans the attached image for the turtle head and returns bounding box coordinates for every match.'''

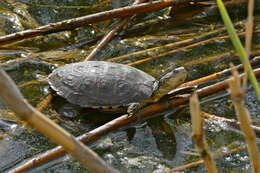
[151,66,187,102]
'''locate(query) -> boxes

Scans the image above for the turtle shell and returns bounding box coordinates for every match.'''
[48,61,158,107]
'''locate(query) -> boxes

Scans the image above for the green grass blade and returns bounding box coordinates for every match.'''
[216,0,260,100]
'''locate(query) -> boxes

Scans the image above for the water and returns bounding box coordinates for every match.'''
[0,0,260,172]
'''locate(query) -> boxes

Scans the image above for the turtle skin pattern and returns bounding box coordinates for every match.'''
[48,61,158,108]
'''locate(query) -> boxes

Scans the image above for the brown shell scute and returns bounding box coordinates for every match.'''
[48,61,158,107]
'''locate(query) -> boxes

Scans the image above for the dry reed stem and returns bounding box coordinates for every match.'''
[190,93,218,173]
[229,65,260,173]
[0,67,119,173]
[243,0,255,92]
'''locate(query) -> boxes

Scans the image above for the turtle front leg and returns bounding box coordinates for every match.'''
[127,103,141,117]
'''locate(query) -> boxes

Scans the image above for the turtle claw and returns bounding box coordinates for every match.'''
[127,103,141,117]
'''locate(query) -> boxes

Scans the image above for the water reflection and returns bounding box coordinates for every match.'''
[147,116,176,160]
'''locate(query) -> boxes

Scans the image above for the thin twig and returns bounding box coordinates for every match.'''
[36,94,54,112]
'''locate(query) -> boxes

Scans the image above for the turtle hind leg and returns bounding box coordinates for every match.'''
[127,103,141,117]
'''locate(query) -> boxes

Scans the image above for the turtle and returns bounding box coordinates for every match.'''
[48,61,187,116]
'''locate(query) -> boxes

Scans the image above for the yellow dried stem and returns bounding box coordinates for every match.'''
[190,93,203,137]
[243,0,255,95]
[190,93,218,173]
[229,66,260,173]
